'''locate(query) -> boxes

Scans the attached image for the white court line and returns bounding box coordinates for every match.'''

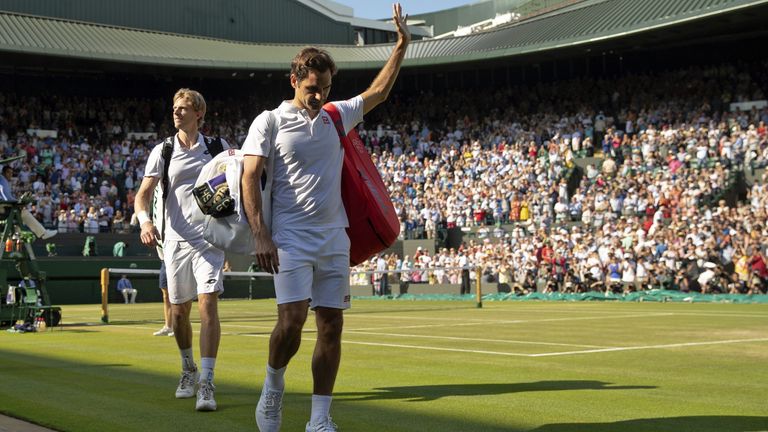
[529,338,768,357]
[236,333,532,357]
[345,330,609,348]
[219,323,278,330]
[92,322,595,347]
[346,311,671,322]
[339,340,534,356]
[659,312,768,318]
[97,324,303,334]
[68,324,768,358]
[129,321,608,348]
[352,321,525,331]
[236,335,768,357]
[345,314,511,322]
[351,312,674,331]
[93,313,673,332]
[530,312,675,322]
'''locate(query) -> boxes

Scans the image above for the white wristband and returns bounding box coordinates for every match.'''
[137,211,151,226]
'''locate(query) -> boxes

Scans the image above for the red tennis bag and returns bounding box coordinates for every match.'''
[324,103,400,266]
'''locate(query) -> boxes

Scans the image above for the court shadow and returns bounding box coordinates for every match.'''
[40,327,97,333]
[530,415,768,432]
[107,319,164,326]
[337,380,656,402]
[1,348,758,432]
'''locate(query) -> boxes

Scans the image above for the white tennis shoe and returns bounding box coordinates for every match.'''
[195,380,217,411]
[255,384,283,432]
[175,369,199,398]
[153,326,174,336]
[305,417,338,432]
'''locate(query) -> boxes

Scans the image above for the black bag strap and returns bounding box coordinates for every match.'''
[160,136,174,242]
[204,136,227,156]
[163,135,225,200]
[160,134,226,239]
[161,136,174,202]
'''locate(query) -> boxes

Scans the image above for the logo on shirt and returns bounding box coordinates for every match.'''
[322,116,330,125]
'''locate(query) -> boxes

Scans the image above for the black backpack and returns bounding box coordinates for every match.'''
[158,135,225,241]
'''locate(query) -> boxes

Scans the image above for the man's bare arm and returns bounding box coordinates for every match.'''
[361,3,410,115]
[242,155,279,274]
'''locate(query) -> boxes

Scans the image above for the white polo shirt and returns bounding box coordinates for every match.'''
[144,133,231,242]
[241,96,364,234]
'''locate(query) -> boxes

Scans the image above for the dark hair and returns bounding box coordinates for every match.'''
[290,47,337,82]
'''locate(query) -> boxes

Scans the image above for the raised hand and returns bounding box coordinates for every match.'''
[393,3,410,45]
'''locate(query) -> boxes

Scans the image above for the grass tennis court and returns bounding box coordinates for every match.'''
[1,300,767,432]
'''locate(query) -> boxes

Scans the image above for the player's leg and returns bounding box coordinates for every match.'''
[165,240,200,399]
[257,229,314,432]
[192,241,225,411]
[306,228,349,432]
[256,295,311,431]
[154,263,174,336]
[170,301,197,398]
[311,307,343,395]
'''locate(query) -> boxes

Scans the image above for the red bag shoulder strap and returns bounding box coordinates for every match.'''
[323,102,346,144]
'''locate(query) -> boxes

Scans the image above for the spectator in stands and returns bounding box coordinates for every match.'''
[112,210,126,233]
[374,254,387,296]
[399,254,412,294]
[56,209,67,232]
[2,52,768,297]
[749,248,768,291]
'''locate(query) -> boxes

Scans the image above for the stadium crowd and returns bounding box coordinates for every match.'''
[1,60,767,293]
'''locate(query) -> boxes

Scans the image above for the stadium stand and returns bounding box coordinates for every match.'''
[0,0,766,297]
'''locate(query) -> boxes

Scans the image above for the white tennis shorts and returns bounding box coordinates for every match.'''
[164,238,225,304]
[273,228,350,309]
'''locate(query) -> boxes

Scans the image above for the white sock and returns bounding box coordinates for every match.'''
[265,364,286,391]
[310,394,332,424]
[180,348,196,371]
[200,357,216,382]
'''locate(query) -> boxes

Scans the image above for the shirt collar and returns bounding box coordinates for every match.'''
[280,100,301,114]
[174,132,204,150]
